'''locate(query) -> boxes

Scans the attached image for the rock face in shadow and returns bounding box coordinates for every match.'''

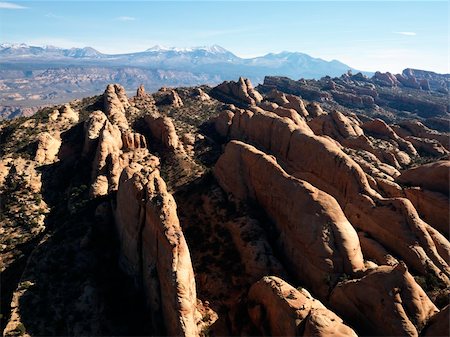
[248,276,358,337]
[225,217,286,283]
[144,113,185,154]
[330,263,438,337]
[156,88,184,108]
[422,305,449,336]
[215,140,364,299]
[114,164,199,336]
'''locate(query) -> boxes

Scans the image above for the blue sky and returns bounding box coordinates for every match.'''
[0,1,448,73]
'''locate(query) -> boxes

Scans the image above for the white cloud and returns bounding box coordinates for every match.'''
[394,31,417,36]
[0,2,27,9]
[117,16,136,21]
[45,12,63,19]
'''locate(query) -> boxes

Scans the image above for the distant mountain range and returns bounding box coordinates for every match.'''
[0,43,360,80]
[0,43,365,119]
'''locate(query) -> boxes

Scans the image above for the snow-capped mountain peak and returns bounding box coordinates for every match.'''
[145,44,229,54]
[0,42,29,49]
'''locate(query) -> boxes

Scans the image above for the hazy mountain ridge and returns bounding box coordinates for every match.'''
[0,43,354,75]
[0,43,360,119]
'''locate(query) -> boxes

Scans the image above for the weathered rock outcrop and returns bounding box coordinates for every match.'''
[130,85,158,113]
[214,108,450,284]
[405,136,449,157]
[213,77,263,106]
[82,110,108,156]
[193,88,211,101]
[215,140,364,298]
[330,263,438,337]
[157,88,184,108]
[422,305,449,336]
[136,84,149,99]
[115,165,199,336]
[308,112,413,172]
[345,197,450,283]
[394,120,450,151]
[272,106,303,125]
[362,118,417,156]
[404,188,449,236]
[309,110,364,142]
[90,120,123,197]
[248,276,358,337]
[357,232,398,266]
[59,104,79,123]
[215,108,376,205]
[266,89,289,105]
[34,132,61,164]
[103,84,130,130]
[121,131,147,150]
[397,161,450,195]
[145,113,185,153]
[306,102,326,117]
[373,71,400,87]
[48,104,79,124]
[284,94,309,118]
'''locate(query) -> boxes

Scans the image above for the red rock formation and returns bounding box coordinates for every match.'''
[397,161,449,195]
[422,305,449,336]
[82,110,108,156]
[404,188,449,236]
[121,131,147,150]
[284,94,309,118]
[345,197,450,283]
[136,84,149,98]
[308,110,364,142]
[192,88,211,101]
[144,113,185,153]
[362,118,417,156]
[115,165,200,336]
[59,104,79,123]
[213,77,263,106]
[396,73,421,89]
[248,276,358,337]
[90,120,123,197]
[425,225,450,265]
[405,136,448,157]
[266,89,289,105]
[394,120,450,151]
[215,108,450,284]
[357,232,398,266]
[373,71,399,87]
[103,84,130,130]
[272,106,304,125]
[157,88,184,108]
[215,140,364,298]
[34,132,61,164]
[330,263,438,337]
[306,102,326,117]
